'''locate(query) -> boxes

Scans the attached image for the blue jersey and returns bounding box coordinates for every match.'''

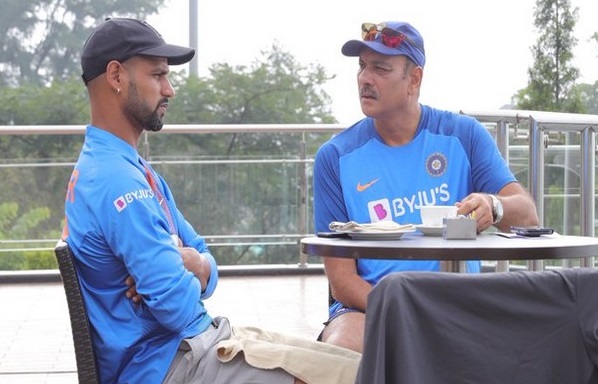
[313,105,516,308]
[63,126,218,383]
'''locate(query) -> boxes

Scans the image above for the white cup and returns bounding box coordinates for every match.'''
[419,205,458,227]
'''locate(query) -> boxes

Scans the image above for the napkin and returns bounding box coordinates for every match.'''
[329,221,415,232]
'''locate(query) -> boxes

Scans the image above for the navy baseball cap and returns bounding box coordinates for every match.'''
[341,21,426,67]
[81,17,195,84]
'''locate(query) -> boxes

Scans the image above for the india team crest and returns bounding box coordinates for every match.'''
[426,152,447,177]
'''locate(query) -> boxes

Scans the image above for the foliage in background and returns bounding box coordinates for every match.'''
[580,23,598,114]
[0,2,337,268]
[510,0,598,239]
[0,0,166,269]
[169,44,335,125]
[1,0,597,269]
[513,0,583,112]
[163,43,335,156]
[0,202,58,270]
[574,81,598,114]
[0,76,88,271]
[0,0,164,86]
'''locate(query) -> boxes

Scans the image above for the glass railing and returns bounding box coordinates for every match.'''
[1,109,598,271]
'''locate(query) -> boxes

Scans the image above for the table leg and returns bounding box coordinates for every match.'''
[440,260,464,273]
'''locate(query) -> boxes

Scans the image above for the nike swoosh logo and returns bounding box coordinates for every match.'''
[356,178,379,192]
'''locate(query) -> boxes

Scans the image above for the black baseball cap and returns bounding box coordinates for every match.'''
[81,17,195,84]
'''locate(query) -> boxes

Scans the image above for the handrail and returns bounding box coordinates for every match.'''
[2,109,598,270]
[0,124,346,135]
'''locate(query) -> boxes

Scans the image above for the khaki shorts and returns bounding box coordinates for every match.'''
[163,317,294,384]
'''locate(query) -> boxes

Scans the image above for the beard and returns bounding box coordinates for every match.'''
[123,81,167,132]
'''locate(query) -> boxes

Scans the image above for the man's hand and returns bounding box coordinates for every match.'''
[124,236,210,303]
[173,235,210,290]
[125,275,143,304]
[180,247,211,292]
[456,193,494,233]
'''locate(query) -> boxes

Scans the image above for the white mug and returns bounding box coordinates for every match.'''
[419,205,458,227]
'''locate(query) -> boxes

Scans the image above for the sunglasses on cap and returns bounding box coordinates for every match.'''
[361,22,422,51]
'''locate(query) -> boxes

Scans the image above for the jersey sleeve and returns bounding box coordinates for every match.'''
[97,165,206,333]
[167,187,219,300]
[313,142,350,233]
[466,117,516,193]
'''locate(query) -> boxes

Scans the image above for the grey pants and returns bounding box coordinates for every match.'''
[357,269,598,384]
[164,317,294,384]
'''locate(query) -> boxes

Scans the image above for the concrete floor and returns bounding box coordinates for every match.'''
[0,274,329,383]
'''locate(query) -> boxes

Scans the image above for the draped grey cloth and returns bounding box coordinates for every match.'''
[356,269,598,384]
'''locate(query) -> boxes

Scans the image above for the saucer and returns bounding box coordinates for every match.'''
[337,228,416,240]
[416,225,444,237]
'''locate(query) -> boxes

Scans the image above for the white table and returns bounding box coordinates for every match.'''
[300,232,598,272]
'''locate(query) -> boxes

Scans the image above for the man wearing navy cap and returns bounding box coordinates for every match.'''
[63,18,360,383]
[313,21,539,352]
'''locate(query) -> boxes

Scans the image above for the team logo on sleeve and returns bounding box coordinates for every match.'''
[426,152,447,177]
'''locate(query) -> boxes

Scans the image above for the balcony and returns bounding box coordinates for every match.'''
[0,272,327,382]
[1,109,598,381]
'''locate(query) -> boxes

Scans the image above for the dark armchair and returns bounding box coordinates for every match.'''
[54,240,99,384]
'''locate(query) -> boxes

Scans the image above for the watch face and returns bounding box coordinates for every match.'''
[497,201,504,216]
[491,195,503,223]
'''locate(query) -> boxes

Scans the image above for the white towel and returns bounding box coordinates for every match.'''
[216,325,361,384]
[329,220,415,232]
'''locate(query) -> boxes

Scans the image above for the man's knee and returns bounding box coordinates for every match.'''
[321,312,365,353]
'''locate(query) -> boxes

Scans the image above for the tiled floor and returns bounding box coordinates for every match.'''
[0,273,329,383]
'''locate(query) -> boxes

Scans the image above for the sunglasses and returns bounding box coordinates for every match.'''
[361,23,422,51]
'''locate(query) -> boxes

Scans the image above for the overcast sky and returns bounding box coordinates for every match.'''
[149,0,598,125]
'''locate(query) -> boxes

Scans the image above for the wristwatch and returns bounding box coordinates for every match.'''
[489,194,504,224]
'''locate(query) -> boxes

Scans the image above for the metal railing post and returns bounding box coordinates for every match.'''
[495,120,510,273]
[580,127,595,267]
[528,117,544,271]
[298,135,308,267]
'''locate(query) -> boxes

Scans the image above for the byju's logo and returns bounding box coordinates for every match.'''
[366,183,451,221]
[113,188,154,213]
[368,198,391,222]
[113,196,127,212]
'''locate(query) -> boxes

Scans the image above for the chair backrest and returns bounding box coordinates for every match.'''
[54,240,100,384]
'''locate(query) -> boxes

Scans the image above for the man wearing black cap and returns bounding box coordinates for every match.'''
[63,18,360,383]
[313,21,539,353]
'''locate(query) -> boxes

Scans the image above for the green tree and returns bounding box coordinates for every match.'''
[0,77,88,247]
[0,202,58,270]
[0,0,164,86]
[168,43,335,124]
[573,81,598,114]
[574,33,598,114]
[513,0,583,112]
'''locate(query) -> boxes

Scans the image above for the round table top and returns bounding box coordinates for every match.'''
[300,232,598,261]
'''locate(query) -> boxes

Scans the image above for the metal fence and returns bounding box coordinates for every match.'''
[1,109,598,271]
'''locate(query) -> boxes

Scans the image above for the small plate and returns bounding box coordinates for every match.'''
[416,225,444,237]
[338,229,415,240]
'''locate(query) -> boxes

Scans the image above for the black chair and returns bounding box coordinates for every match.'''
[54,240,100,384]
